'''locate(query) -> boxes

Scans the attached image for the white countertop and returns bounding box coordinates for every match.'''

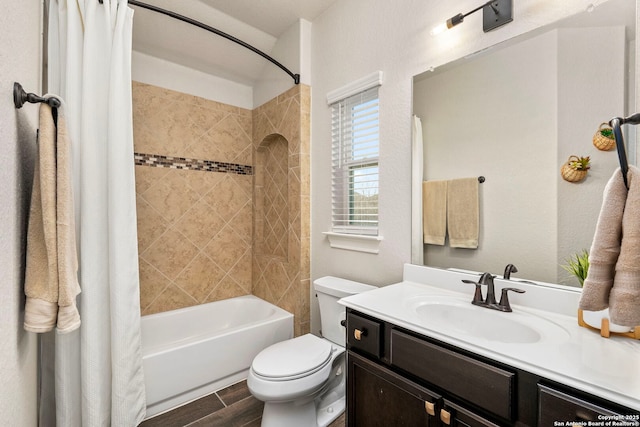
[339,264,640,412]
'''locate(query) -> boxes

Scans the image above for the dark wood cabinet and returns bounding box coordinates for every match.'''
[441,399,501,427]
[345,308,639,427]
[348,351,441,427]
[390,329,515,421]
[537,384,629,426]
[346,311,382,359]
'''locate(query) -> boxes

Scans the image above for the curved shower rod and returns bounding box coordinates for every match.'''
[109,0,300,85]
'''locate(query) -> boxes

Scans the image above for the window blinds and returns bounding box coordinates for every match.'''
[331,86,379,235]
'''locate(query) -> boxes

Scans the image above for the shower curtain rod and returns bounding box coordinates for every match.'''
[117,0,300,85]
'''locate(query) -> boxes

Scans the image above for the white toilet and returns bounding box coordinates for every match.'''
[247,276,376,427]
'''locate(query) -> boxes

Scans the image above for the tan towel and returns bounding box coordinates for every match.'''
[24,103,81,334]
[579,168,626,312]
[423,180,447,245]
[447,178,479,249]
[610,166,640,326]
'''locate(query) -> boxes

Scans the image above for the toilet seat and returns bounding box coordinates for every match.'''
[251,334,333,381]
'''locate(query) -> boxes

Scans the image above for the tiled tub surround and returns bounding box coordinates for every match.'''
[133,81,254,315]
[134,153,253,175]
[252,85,311,336]
[132,82,311,337]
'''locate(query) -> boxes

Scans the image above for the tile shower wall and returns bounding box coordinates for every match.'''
[133,82,254,315]
[253,85,311,336]
[132,82,311,336]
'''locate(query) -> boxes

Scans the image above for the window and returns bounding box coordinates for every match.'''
[330,86,380,236]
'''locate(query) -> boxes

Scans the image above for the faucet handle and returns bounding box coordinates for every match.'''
[498,287,525,312]
[462,279,484,305]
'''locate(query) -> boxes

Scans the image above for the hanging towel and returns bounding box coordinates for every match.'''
[579,168,627,313]
[610,166,640,326]
[447,178,479,249]
[423,180,447,245]
[24,102,81,334]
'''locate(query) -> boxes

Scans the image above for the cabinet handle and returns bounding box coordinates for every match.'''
[354,328,367,340]
[440,409,451,425]
[424,401,435,416]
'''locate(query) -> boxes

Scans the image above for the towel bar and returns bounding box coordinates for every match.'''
[13,82,60,109]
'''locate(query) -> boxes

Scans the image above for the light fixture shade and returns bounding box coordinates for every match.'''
[447,13,464,29]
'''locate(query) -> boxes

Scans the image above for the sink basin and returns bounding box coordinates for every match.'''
[410,296,569,344]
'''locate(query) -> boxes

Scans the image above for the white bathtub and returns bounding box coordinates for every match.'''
[141,295,293,418]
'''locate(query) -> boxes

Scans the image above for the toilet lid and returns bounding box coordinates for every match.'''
[252,334,332,380]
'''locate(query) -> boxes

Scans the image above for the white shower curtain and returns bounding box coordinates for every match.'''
[411,115,424,265]
[41,0,146,425]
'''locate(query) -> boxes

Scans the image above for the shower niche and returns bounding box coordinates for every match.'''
[255,134,289,261]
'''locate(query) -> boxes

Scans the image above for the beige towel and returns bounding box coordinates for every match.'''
[423,180,447,245]
[610,166,640,326]
[447,178,479,249]
[579,168,626,312]
[24,103,81,334]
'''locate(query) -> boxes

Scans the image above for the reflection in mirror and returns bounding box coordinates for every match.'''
[412,0,636,286]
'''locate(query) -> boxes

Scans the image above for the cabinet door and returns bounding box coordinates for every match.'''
[347,351,441,427]
[538,384,635,426]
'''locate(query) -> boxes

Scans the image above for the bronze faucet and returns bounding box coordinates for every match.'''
[463,272,525,312]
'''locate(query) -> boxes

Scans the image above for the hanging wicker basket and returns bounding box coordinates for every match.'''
[593,122,616,151]
[561,155,589,183]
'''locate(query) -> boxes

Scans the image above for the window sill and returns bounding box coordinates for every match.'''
[322,232,383,254]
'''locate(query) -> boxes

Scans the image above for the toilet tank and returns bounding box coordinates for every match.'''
[314,276,376,346]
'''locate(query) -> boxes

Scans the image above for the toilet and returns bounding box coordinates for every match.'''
[247,276,376,427]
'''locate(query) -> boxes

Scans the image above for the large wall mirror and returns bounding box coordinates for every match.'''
[412,0,637,286]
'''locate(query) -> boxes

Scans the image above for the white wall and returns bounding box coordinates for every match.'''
[132,17,312,110]
[253,19,311,107]
[132,51,254,109]
[0,1,41,425]
[309,0,628,333]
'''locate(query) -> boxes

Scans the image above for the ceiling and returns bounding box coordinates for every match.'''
[130,0,337,86]
[199,0,338,38]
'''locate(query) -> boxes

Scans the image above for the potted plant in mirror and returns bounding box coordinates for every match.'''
[561,155,590,183]
[561,249,589,287]
[593,123,616,151]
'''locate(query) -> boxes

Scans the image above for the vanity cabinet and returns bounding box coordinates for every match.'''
[345,309,639,427]
[348,351,441,426]
[537,384,629,425]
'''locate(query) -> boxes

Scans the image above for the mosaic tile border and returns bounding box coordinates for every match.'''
[134,153,253,175]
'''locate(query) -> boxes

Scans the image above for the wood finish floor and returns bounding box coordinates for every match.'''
[139,380,346,427]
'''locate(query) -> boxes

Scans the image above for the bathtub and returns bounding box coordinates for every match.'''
[141,295,293,418]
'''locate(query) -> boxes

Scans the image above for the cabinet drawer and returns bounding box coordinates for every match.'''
[347,312,382,359]
[537,384,630,426]
[441,399,501,427]
[390,329,515,421]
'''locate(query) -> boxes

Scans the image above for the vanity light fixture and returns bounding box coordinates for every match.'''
[430,0,513,36]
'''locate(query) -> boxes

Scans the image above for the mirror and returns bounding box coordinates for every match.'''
[412,0,636,286]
